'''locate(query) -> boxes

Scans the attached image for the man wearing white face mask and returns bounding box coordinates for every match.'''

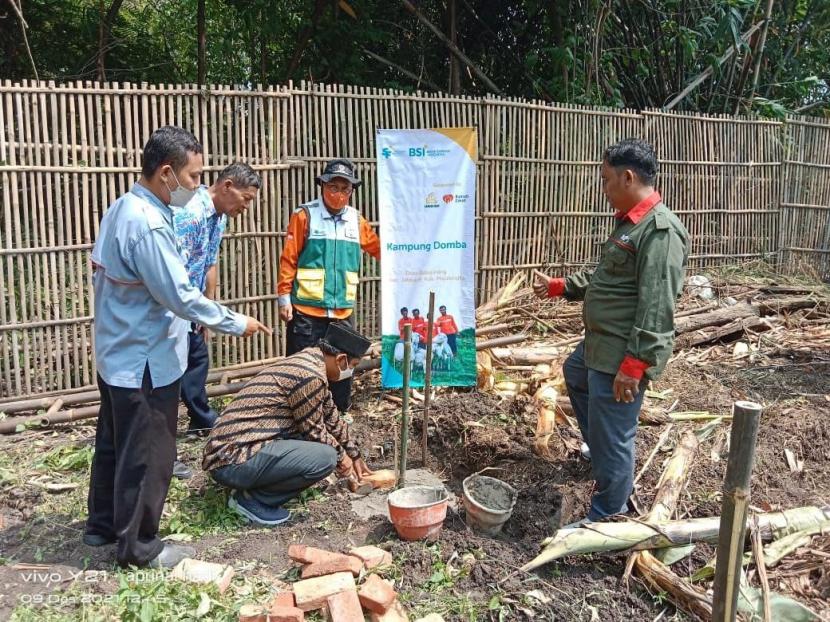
[203,324,374,525]
[85,126,272,568]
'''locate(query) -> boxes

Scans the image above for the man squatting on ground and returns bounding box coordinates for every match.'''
[202,324,374,525]
[277,158,380,413]
[171,162,262,480]
[85,126,271,569]
[534,138,690,527]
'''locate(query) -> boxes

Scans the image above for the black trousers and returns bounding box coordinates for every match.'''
[286,310,354,412]
[211,439,338,507]
[86,367,180,567]
[180,330,217,432]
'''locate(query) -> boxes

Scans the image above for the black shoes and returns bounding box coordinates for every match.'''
[82,532,116,547]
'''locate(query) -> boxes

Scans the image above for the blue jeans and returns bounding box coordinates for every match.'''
[563,342,645,521]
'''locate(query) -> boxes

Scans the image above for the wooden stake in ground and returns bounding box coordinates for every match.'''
[422,291,436,465]
[398,325,413,486]
[713,400,763,622]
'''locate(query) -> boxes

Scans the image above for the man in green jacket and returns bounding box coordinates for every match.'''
[535,138,689,526]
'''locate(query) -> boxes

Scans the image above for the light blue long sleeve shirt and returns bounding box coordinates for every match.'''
[91,183,247,389]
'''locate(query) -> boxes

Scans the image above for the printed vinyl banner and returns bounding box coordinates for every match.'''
[377,128,477,388]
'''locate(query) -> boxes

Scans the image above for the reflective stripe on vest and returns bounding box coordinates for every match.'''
[291,199,362,310]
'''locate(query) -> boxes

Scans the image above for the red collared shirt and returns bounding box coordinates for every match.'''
[615,191,662,224]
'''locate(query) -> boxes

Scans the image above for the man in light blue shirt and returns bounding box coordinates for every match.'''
[84,126,271,569]
[172,162,261,477]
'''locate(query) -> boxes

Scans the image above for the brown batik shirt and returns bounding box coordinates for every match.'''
[202,347,360,472]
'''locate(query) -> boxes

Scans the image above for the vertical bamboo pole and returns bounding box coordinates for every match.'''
[421,291,435,465]
[712,400,763,622]
[398,324,412,486]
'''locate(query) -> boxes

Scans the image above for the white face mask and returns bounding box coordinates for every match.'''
[165,170,197,207]
[338,359,354,381]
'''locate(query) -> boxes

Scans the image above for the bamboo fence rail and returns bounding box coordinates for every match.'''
[0,80,827,399]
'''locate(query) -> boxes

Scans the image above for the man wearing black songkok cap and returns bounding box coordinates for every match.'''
[202,324,374,525]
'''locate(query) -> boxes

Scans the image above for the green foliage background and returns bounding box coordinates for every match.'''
[0,0,828,116]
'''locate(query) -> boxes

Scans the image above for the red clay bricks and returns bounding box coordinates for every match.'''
[358,574,397,614]
[349,545,394,569]
[292,572,356,612]
[324,589,364,622]
[300,555,363,579]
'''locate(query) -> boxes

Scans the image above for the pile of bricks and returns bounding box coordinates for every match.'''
[238,544,442,622]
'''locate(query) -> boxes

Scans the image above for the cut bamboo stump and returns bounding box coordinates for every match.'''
[713,400,763,622]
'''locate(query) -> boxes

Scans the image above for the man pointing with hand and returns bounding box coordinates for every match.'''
[535,139,689,527]
[84,126,271,569]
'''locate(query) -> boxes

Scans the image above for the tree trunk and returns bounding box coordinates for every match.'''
[488,346,562,366]
[400,0,501,94]
[675,316,770,349]
[285,0,327,79]
[521,505,830,571]
[259,20,267,84]
[447,0,461,94]
[747,0,776,103]
[97,0,125,81]
[674,303,759,334]
[549,2,568,95]
[197,0,206,85]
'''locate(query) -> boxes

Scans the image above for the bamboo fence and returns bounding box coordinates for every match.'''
[0,80,827,399]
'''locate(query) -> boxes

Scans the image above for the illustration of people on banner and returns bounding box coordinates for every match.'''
[376,128,477,388]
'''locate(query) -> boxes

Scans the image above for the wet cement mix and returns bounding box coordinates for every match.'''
[1,320,830,620]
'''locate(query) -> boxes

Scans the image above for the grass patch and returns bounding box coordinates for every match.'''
[38,444,94,472]
[11,565,277,622]
[161,478,246,539]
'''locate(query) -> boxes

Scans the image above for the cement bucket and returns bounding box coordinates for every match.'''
[462,474,517,536]
[388,485,449,541]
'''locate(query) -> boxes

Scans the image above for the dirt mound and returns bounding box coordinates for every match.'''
[427,391,533,473]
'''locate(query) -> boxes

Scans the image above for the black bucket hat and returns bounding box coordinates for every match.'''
[323,323,372,359]
[316,158,361,187]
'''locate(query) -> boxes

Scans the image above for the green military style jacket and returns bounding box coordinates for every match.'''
[564,197,690,380]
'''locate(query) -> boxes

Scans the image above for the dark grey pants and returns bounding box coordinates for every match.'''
[563,342,646,521]
[210,439,338,507]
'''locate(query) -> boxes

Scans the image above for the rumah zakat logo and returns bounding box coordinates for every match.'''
[442,194,454,204]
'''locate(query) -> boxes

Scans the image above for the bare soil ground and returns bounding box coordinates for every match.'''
[1,297,829,620]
